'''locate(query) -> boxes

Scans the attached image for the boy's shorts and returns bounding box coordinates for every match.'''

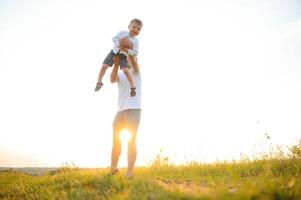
[103,50,129,69]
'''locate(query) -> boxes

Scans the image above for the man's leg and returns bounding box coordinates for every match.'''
[111,127,121,172]
[126,130,137,178]
[111,112,123,172]
[125,109,141,177]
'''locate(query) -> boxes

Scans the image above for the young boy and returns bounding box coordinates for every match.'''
[95,18,143,97]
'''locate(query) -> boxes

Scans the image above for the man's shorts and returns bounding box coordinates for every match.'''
[103,50,129,69]
[113,109,141,137]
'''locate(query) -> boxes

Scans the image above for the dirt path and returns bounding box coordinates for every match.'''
[156,179,214,197]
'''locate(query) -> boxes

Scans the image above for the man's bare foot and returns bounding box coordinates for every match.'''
[109,168,119,175]
[125,173,133,179]
[95,82,103,92]
[130,87,136,97]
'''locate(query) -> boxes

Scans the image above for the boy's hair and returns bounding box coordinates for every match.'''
[130,18,143,27]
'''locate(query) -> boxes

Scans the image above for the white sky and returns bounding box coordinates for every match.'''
[0,0,301,167]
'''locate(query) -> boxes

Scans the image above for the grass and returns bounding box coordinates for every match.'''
[1,140,301,200]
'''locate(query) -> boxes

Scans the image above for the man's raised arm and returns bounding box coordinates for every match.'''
[110,56,120,83]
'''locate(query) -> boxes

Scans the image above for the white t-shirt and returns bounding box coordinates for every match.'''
[117,68,141,111]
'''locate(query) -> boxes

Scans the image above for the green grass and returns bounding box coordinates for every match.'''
[1,140,301,200]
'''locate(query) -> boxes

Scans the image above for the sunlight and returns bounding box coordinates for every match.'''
[1,0,300,168]
[120,129,132,143]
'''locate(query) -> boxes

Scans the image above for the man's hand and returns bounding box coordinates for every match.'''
[110,56,120,83]
[119,38,133,49]
[113,55,120,66]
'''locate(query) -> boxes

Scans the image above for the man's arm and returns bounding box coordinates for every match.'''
[110,56,120,83]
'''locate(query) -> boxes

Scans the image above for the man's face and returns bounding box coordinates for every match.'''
[128,23,142,37]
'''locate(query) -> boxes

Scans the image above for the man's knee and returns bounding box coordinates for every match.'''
[128,137,136,148]
[128,131,137,144]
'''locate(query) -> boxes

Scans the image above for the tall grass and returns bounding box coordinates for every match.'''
[1,139,301,199]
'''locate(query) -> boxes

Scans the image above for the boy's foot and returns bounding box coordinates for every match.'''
[95,82,103,92]
[130,87,136,97]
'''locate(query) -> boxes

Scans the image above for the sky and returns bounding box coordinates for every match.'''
[0,0,301,168]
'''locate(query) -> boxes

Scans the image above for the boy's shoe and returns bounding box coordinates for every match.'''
[130,87,136,97]
[95,82,103,92]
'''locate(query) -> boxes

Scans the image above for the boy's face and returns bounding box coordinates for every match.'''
[128,22,142,37]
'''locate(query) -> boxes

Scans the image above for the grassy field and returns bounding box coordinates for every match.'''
[1,141,301,200]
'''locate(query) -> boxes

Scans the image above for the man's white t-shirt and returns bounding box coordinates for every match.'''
[118,69,141,111]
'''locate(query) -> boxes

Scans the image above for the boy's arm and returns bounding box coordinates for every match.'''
[110,56,120,83]
[119,38,132,54]
[119,38,132,49]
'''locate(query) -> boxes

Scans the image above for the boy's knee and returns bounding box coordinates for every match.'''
[102,64,109,70]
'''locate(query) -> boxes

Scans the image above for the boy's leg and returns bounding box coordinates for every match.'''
[119,54,136,97]
[95,64,109,91]
[121,68,136,97]
[95,51,115,92]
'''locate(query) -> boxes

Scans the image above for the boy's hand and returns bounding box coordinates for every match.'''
[119,38,133,49]
[113,55,120,66]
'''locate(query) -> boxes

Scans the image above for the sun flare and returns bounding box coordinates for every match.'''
[120,129,132,143]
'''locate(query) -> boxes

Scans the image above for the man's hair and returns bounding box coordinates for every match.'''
[130,18,143,26]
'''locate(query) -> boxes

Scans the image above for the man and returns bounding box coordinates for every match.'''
[109,39,141,178]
